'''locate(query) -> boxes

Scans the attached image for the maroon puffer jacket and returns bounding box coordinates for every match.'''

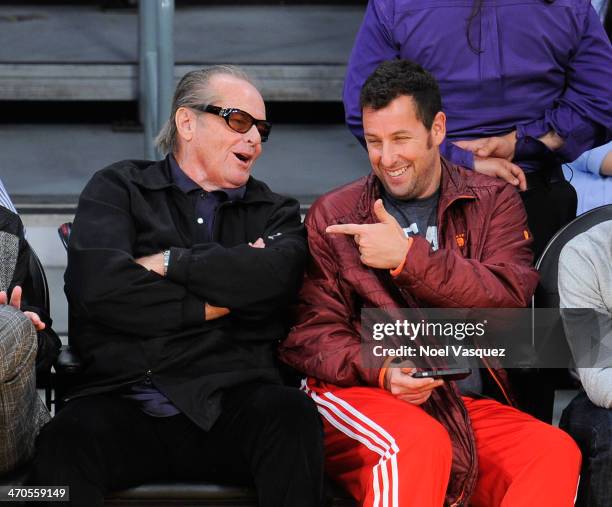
[279,159,540,506]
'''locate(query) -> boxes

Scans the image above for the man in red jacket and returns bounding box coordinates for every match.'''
[279,60,580,507]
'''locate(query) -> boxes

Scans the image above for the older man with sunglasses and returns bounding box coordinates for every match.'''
[27,66,325,507]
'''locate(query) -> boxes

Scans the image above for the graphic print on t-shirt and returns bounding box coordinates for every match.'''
[401,223,439,251]
[382,190,440,252]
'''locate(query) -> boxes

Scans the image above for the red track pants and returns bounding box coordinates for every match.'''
[303,379,581,507]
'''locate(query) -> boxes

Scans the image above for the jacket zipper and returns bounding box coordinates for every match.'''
[450,488,467,507]
[481,356,513,406]
[440,194,476,217]
[437,194,476,249]
[448,367,512,507]
[441,193,478,506]
[448,386,477,507]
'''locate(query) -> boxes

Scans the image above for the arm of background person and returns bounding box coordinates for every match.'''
[567,141,612,177]
[391,183,539,308]
[19,277,62,377]
[66,168,206,337]
[1,209,62,375]
[559,231,612,409]
[515,6,612,162]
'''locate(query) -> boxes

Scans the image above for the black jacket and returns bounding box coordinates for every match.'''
[0,205,61,377]
[65,157,307,429]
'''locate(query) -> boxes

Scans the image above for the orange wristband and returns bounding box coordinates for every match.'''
[390,237,413,277]
[378,357,395,390]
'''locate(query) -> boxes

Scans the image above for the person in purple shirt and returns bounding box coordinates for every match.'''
[344,0,612,260]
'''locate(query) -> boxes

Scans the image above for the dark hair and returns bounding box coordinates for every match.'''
[359,59,442,130]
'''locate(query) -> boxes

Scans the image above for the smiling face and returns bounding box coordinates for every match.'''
[363,94,446,200]
[175,74,266,190]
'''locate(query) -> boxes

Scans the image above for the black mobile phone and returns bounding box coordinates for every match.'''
[412,368,472,381]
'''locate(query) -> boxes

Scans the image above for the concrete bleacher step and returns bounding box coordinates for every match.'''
[3,122,369,209]
[0,4,364,101]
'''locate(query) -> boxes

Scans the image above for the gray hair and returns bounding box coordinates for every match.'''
[154,65,254,155]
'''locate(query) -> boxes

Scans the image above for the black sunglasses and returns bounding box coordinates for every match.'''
[192,104,271,142]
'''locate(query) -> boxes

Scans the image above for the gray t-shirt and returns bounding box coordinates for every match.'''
[382,189,483,396]
[382,191,440,251]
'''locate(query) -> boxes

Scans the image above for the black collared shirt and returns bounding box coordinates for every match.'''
[169,155,246,243]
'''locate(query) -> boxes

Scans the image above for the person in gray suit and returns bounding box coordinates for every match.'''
[0,179,60,475]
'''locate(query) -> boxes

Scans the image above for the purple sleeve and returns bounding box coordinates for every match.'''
[440,140,475,170]
[516,6,612,162]
[343,0,399,147]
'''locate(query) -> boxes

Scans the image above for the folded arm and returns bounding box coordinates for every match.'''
[164,197,307,319]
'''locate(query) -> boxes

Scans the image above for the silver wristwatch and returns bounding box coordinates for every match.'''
[162,249,171,276]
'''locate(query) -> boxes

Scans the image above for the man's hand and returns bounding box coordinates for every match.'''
[0,285,46,330]
[601,151,612,177]
[326,199,409,269]
[204,303,230,321]
[248,237,266,248]
[455,131,527,190]
[385,363,443,405]
[455,131,517,161]
[473,156,527,191]
[135,252,165,276]
[538,131,564,152]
